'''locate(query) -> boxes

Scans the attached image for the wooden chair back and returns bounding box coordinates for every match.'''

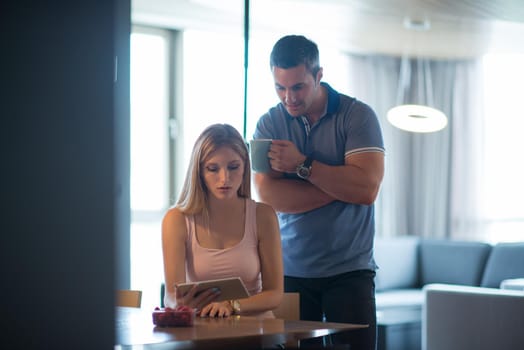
[273,292,300,320]
[117,289,142,308]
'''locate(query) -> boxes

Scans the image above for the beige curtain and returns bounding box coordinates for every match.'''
[344,54,484,240]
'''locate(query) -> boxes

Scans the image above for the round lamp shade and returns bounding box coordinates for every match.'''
[387,104,448,133]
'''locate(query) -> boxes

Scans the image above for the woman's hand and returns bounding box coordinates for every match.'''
[175,284,221,312]
[199,301,234,318]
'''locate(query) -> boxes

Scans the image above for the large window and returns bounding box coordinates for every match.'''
[130,27,171,309]
[482,53,524,242]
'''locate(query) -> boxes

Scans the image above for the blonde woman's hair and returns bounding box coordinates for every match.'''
[176,123,251,215]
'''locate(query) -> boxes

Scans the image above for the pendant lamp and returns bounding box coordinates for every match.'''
[387,18,448,133]
[387,103,447,133]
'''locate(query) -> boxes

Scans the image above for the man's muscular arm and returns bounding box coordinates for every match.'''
[308,152,384,205]
[254,140,384,213]
[254,172,333,214]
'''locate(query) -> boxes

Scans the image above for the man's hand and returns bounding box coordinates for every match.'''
[268,139,305,173]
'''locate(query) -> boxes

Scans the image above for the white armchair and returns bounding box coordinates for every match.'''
[422,283,524,350]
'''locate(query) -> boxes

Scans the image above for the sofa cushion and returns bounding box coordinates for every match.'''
[481,242,524,288]
[374,236,420,291]
[419,240,491,286]
[376,289,424,310]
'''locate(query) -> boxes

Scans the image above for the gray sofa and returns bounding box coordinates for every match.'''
[423,283,524,350]
[373,237,524,350]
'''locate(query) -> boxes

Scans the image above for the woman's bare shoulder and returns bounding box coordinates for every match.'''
[162,207,187,236]
[254,202,280,244]
[255,201,277,217]
[255,202,278,234]
[163,206,186,221]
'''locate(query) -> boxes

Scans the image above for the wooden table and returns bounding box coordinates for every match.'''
[115,307,367,349]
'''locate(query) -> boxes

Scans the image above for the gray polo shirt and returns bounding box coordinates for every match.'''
[253,82,385,278]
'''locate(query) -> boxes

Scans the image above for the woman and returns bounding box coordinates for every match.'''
[162,123,283,318]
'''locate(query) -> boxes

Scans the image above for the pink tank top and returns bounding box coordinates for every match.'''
[185,199,262,296]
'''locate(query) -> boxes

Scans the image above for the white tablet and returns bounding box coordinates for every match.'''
[176,277,249,302]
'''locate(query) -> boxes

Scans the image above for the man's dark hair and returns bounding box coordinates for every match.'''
[270,35,320,77]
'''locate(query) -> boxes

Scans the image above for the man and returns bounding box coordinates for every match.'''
[253,35,385,349]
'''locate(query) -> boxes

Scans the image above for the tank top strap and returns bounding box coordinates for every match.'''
[185,213,196,245]
[245,199,257,241]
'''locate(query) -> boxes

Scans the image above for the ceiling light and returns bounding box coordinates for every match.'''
[388,48,448,133]
[387,104,448,133]
[403,17,431,31]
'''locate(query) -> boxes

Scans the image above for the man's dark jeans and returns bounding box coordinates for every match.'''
[284,269,377,350]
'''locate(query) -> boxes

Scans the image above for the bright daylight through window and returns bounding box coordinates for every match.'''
[130,28,170,309]
[482,53,524,243]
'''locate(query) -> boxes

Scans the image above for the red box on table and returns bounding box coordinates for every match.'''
[152,306,196,327]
